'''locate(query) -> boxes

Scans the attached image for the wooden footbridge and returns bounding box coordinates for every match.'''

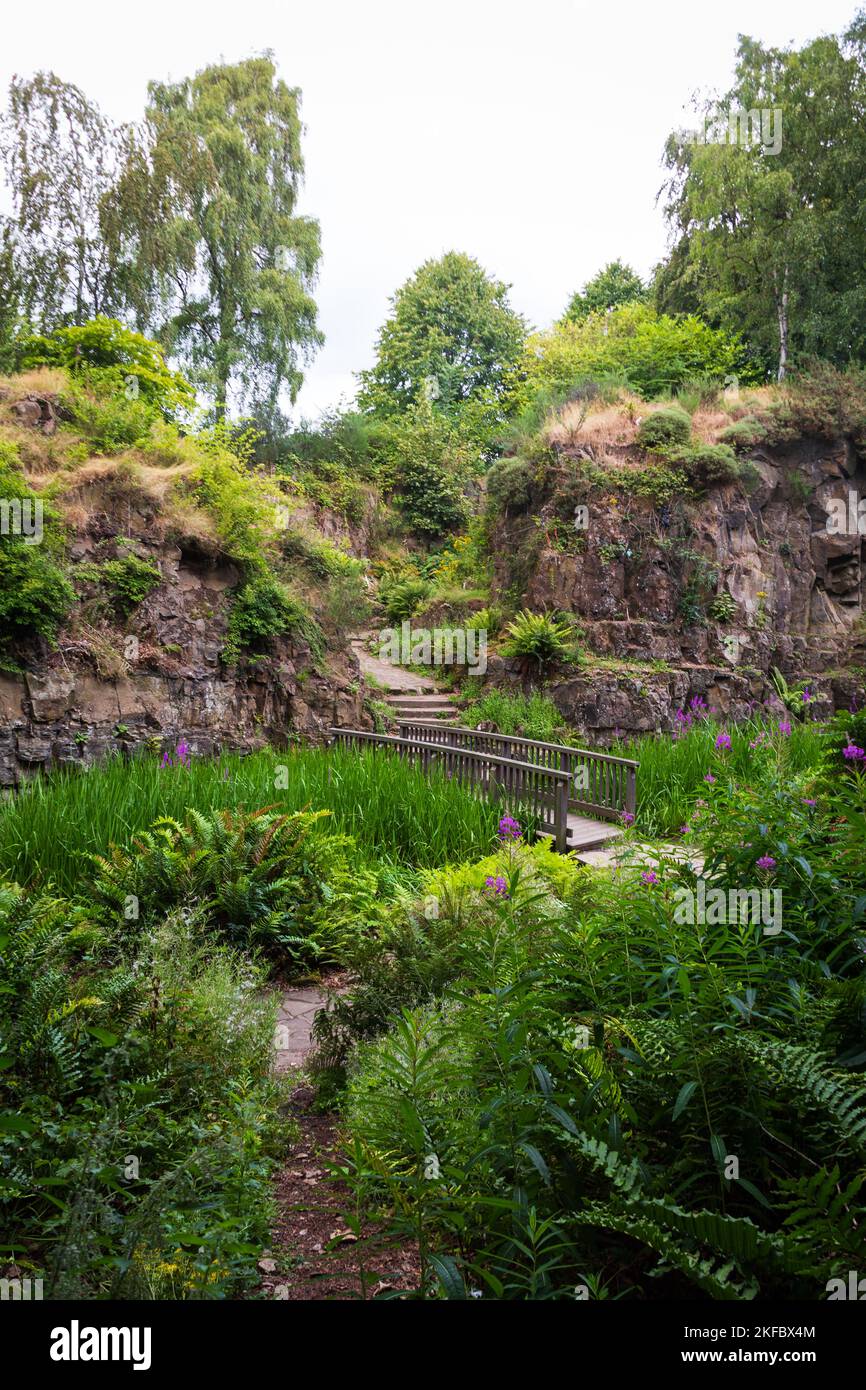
[329,721,638,853]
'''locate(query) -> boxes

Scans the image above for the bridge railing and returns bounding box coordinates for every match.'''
[328,727,573,851]
[396,722,638,821]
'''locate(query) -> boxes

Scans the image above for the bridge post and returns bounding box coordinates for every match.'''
[554,775,569,853]
[625,765,637,817]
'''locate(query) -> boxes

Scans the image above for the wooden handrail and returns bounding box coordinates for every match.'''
[396,722,638,821]
[328,727,573,851]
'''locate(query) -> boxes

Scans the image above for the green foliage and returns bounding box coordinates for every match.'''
[0,450,74,645]
[718,417,770,451]
[332,751,866,1299]
[15,317,194,414]
[0,746,500,894]
[659,23,866,379]
[60,375,158,454]
[462,689,569,743]
[501,610,577,670]
[708,591,738,623]
[671,442,741,487]
[223,573,322,665]
[636,406,692,450]
[77,551,162,617]
[0,877,287,1297]
[90,807,380,970]
[373,401,471,537]
[379,575,432,623]
[485,457,539,515]
[512,303,754,409]
[563,259,647,323]
[357,251,526,437]
[113,56,322,415]
[0,73,123,327]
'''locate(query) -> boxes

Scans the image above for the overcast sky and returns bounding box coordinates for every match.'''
[1,0,859,418]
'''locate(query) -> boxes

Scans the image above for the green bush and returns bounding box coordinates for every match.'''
[501,609,576,669]
[371,402,472,537]
[510,303,755,409]
[78,552,162,617]
[16,317,194,415]
[672,443,740,487]
[223,574,322,664]
[485,457,537,514]
[0,453,73,646]
[90,807,380,970]
[718,417,769,451]
[379,575,432,624]
[61,377,159,454]
[636,407,692,450]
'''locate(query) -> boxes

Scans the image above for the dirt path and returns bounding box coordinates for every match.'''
[260,983,421,1301]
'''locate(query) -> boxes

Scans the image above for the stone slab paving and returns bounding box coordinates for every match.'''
[273,986,328,1072]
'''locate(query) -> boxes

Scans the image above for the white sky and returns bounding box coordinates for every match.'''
[0,0,859,419]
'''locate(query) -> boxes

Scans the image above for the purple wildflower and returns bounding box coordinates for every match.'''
[484,875,509,898]
[498,815,522,842]
[160,752,173,768]
[620,810,635,826]
[641,870,658,887]
[756,855,777,871]
[778,720,791,736]
[843,744,866,763]
[704,773,716,784]
[715,733,732,751]
[803,798,817,807]
[680,824,691,835]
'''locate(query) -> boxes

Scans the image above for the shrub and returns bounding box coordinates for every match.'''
[718,417,769,451]
[371,402,473,537]
[223,574,322,664]
[709,591,738,623]
[77,552,162,617]
[636,407,692,450]
[509,303,755,409]
[501,610,576,669]
[0,452,73,645]
[379,575,432,623]
[90,807,380,970]
[672,443,740,487]
[60,376,158,454]
[16,317,194,415]
[485,457,537,514]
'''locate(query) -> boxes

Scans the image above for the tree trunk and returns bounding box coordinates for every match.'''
[776,267,789,382]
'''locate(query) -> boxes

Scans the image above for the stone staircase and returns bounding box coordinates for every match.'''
[348,631,457,728]
[386,691,457,724]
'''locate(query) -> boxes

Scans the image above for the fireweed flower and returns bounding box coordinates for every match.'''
[176,739,191,766]
[843,744,866,762]
[160,752,173,768]
[778,721,792,736]
[484,875,509,897]
[498,815,522,842]
[641,870,658,887]
[756,855,777,871]
[715,733,732,751]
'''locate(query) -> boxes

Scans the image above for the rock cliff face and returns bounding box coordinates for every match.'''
[487,433,865,739]
[0,534,369,788]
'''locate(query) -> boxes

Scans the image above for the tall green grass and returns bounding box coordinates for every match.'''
[462,689,568,743]
[613,716,828,836]
[0,746,502,894]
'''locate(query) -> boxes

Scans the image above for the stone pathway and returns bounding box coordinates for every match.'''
[273,986,327,1071]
